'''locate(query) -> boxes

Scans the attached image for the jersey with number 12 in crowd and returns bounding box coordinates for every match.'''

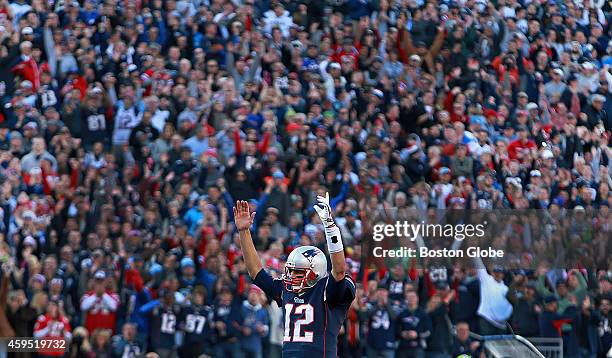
[254,268,356,358]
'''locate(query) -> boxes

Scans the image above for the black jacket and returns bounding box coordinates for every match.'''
[583,105,610,131]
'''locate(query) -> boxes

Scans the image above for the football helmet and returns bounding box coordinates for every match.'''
[282,246,328,293]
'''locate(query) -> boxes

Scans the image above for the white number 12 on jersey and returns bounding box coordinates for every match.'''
[283,303,314,343]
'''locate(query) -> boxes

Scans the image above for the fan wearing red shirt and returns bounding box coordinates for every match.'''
[11,41,41,91]
[33,301,71,357]
[330,37,360,69]
[507,125,537,163]
[80,270,120,334]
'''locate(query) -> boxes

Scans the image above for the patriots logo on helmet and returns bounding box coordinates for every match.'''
[283,245,328,293]
[301,249,318,262]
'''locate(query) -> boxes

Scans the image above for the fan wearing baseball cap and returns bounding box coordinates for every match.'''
[80,270,120,334]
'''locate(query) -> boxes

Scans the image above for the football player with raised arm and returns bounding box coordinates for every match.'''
[233,193,356,358]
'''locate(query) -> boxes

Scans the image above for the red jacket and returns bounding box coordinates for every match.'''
[80,291,120,334]
[492,55,522,85]
[329,46,360,69]
[508,139,536,162]
[444,90,469,124]
[33,314,71,356]
[12,57,40,91]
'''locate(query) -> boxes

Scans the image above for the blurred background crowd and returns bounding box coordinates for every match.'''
[0,0,610,356]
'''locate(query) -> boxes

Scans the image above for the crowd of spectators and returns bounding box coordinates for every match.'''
[0,0,610,356]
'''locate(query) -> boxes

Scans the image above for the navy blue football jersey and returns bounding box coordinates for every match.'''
[385,277,410,304]
[253,269,356,358]
[364,303,398,350]
[150,304,181,350]
[81,107,110,147]
[180,304,214,345]
[397,306,431,350]
[37,85,60,111]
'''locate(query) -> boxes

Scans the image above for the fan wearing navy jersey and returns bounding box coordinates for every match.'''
[141,288,181,358]
[451,322,481,358]
[420,264,453,305]
[37,84,60,111]
[427,266,451,291]
[37,69,60,111]
[111,323,143,358]
[179,286,214,358]
[212,287,244,358]
[449,268,480,333]
[233,193,356,358]
[241,286,270,358]
[362,285,398,358]
[81,88,110,149]
[384,262,412,306]
[397,290,431,358]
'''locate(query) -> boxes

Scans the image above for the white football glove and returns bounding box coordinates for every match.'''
[314,192,344,253]
[314,192,335,228]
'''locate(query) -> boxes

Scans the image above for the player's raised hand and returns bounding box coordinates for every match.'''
[233,200,255,231]
[314,192,334,227]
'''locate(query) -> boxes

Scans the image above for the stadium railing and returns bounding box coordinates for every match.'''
[469,332,562,358]
[525,337,563,358]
